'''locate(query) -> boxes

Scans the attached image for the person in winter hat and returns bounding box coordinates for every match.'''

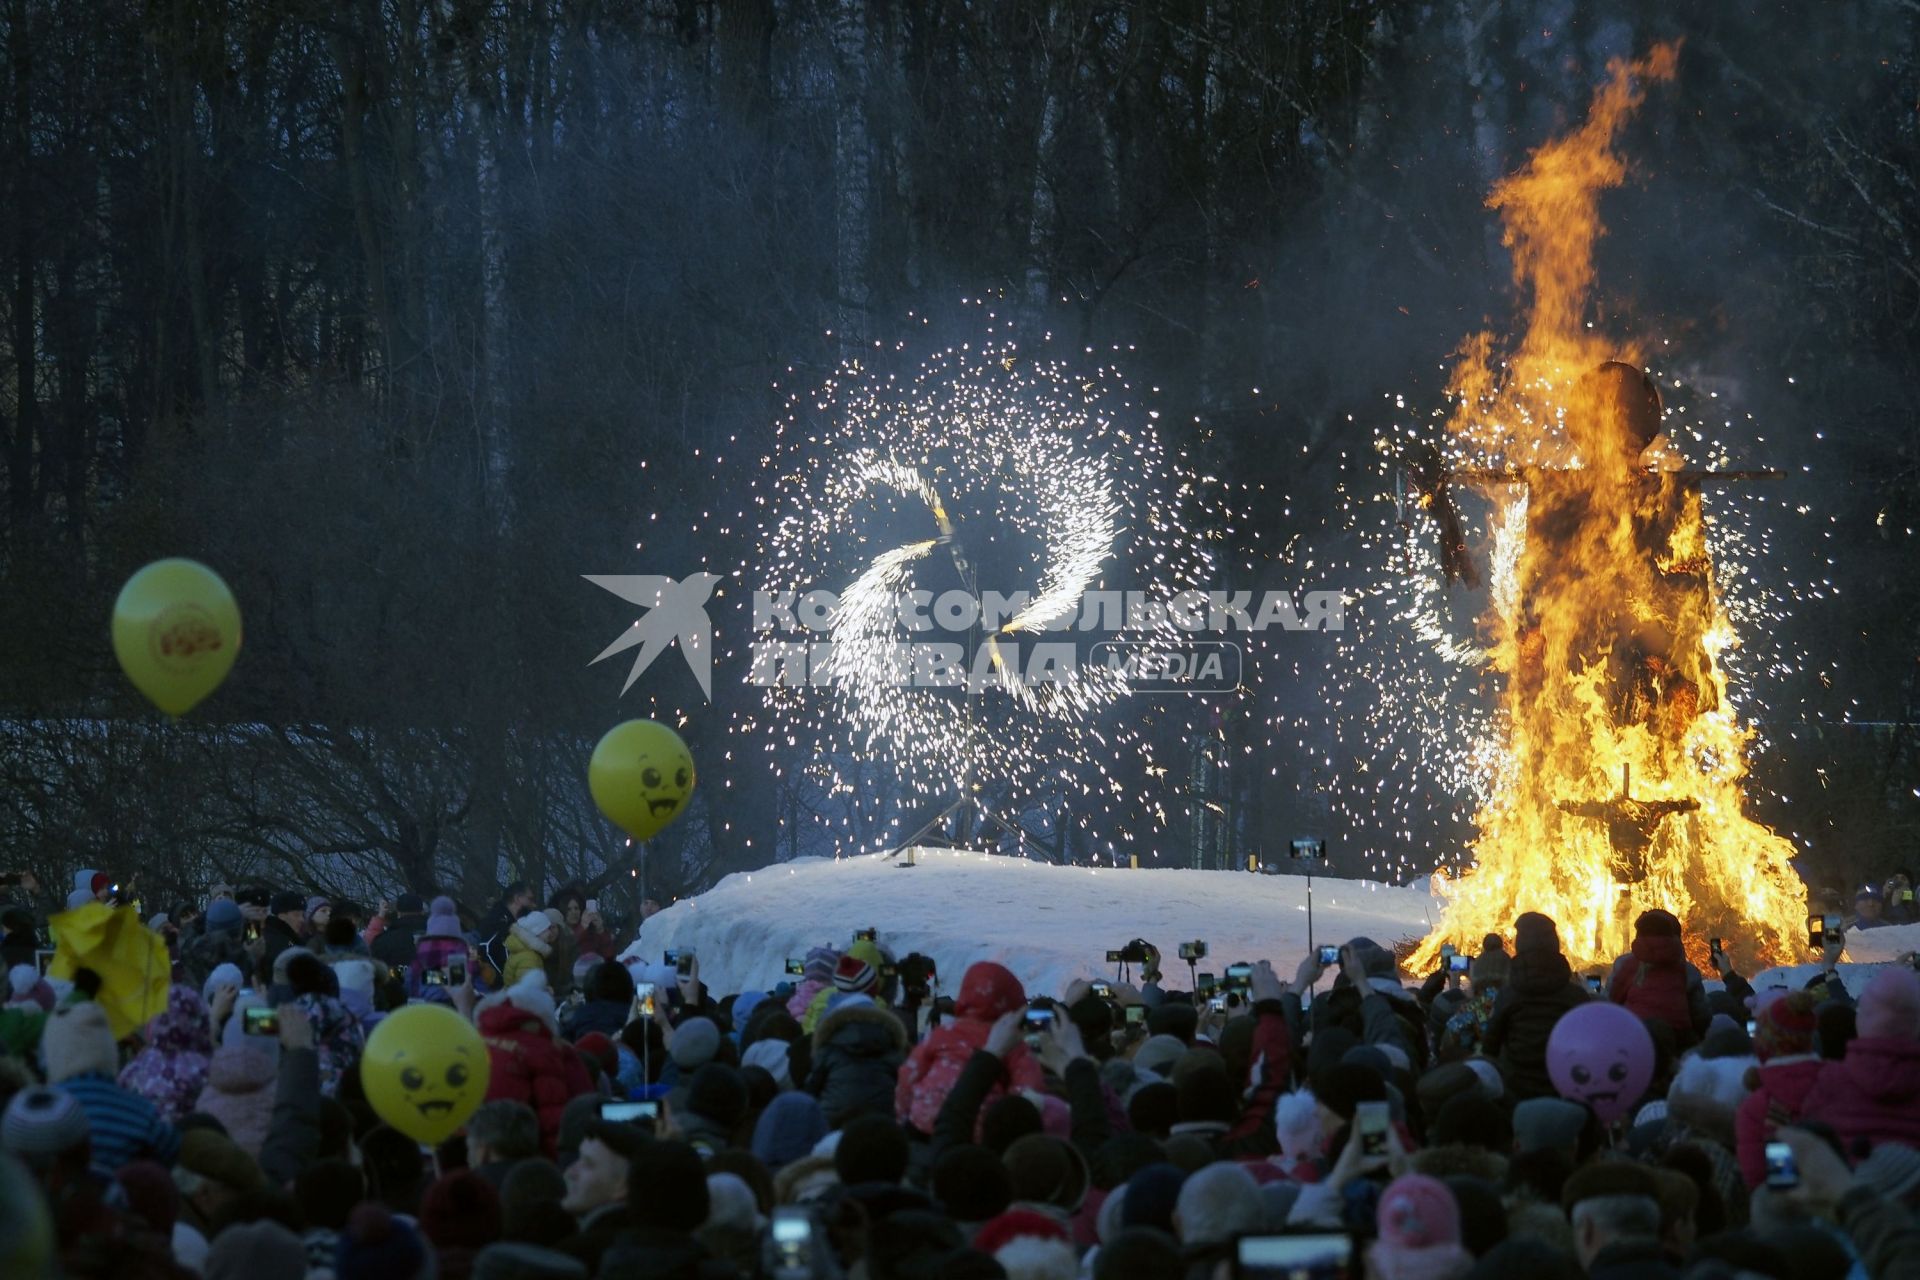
[785,945,840,1024]
[118,983,214,1123]
[194,992,280,1155]
[504,910,558,988]
[179,897,252,993]
[421,1168,505,1280]
[973,1208,1076,1280]
[45,999,181,1171]
[797,939,884,1032]
[1734,989,1822,1188]
[560,960,634,1042]
[284,951,367,1095]
[372,892,432,973]
[752,1091,829,1172]
[1802,965,1920,1154]
[1608,909,1711,1050]
[1366,1174,1473,1280]
[1482,912,1590,1100]
[540,891,581,1000]
[478,973,593,1157]
[207,1218,308,1280]
[807,989,908,1128]
[897,961,1044,1137]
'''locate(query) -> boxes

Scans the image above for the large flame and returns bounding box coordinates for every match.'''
[1410,43,1805,973]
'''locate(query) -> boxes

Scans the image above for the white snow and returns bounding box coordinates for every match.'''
[621,848,1439,1000]
[1750,921,1920,996]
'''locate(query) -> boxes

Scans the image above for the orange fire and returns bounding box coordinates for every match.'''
[1410,42,1806,974]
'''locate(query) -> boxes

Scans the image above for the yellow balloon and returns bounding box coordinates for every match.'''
[589,719,696,842]
[360,1003,491,1144]
[111,559,241,715]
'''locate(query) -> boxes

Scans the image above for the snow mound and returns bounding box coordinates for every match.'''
[1750,921,1920,996]
[621,849,1438,1000]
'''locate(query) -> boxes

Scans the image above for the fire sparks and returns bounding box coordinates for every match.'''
[1356,45,1808,972]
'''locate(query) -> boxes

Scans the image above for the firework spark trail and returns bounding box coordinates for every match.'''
[745,316,1224,856]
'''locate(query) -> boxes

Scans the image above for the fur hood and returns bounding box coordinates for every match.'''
[476,972,559,1037]
[813,999,908,1053]
[44,1001,118,1083]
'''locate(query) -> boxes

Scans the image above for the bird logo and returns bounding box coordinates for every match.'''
[585,572,724,699]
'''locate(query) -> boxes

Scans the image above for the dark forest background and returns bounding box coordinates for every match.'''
[0,0,1914,920]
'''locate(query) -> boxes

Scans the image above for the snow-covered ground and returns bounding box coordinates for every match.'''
[621,849,1439,999]
[1750,921,1920,995]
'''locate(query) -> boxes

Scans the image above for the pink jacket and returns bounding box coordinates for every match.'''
[1800,1038,1920,1156]
[1734,1056,1822,1187]
[894,961,1043,1136]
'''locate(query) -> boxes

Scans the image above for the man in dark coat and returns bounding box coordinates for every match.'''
[370,893,429,975]
[598,1139,732,1280]
[261,892,308,969]
[480,880,536,980]
[1483,911,1591,1101]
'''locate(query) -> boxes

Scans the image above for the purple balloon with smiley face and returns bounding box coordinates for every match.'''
[1546,1001,1655,1125]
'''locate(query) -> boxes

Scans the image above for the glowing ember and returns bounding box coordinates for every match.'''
[1399,43,1806,972]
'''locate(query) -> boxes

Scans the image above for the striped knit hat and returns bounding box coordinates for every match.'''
[833,943,882,995]
[1,1086,89,1163]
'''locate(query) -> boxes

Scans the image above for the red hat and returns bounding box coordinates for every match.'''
[90,872,112,896]
[573,1032,618,1079]
[1754,990,1817,1062]
[972,1208,1069,1256]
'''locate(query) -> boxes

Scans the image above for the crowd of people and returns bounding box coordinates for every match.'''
[2,865,1919,1280]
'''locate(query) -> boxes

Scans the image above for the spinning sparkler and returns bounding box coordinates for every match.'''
[746,315,1222,857]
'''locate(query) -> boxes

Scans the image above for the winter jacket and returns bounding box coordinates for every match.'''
[118,985,214,1123]
[896,961,1042,1135]
[1483,948,1590,1100]
[785,977,831,1024]
[479,1002,593,1156]
[1734,1056,1822,1188]
[1609,936,1710,1049]
[195,1042,279,1156]
[57,1072,181,1171]
[1220,1001,1294,1158]
[1801,1036,1920,1155]
[294,992,366,1096]
[502,922,552,988]
[178,926,252,994]
[807,999,908,1128]
[261,914,304,970]
[371,912,428,974]
[543,919,579,998]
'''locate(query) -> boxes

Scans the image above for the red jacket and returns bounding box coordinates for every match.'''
[1609,936,1704,1046]
[478,1004,593,1157]
[1735,1056,1822,1188]
[895,961,1042,1135]
[1801,1038,1920,1156]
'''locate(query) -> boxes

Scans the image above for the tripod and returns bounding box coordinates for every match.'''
[886,519,1051,863]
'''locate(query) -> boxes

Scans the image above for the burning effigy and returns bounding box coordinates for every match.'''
[1403,44,1806,972]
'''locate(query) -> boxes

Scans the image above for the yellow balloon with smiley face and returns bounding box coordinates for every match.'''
[360,1003,491,1144]
[589,719,697,842]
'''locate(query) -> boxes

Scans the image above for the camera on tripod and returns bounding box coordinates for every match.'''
[1106,939,1152,965]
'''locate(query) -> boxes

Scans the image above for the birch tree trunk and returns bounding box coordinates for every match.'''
[831,0,871,352]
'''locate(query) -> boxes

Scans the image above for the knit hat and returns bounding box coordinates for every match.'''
[267,891,303,915]
[1754,990,1818,1062]
[1470,939,1511,988]
[705,1171,763,1234]
[741,1037,792,1089]
[934,1144,1014,1223]
[425,896,463,938]
[1308,1061,1386,1121]
[6,964,39,1005]
[1512,1098,1587,1156]
[89,871,112,895]
[515,910,554,937]
[1513,912,1560,954]
[1376,1174,1461,1248]
[670,1016,723,1070]
[1174,1161,1263,1247]
[1,1085,89,1162]
[472,1244,587,1280]
[337,1202,427,1280]
[421,1169,504,1251]
[1429,1092,1512,1154]
[1416,1062,1480,1124]
[1133,1034,1187,1079]
[178,1127,267,1194]
[42,1000,116,1083]
[1699,1013,1753,1059]
[1858,966,1920,1042]
[833,950,879,995]
[802,946,839,984]
[1855,1143,1920,1201]
[200,963,245,1005]
[685,1062,750,1128]
[1633,909,1682,939]
[1147,1001,1199,1044]
[1002,1133,1090,1213]
[1462,1058,1504,1100]
[835,1113,912,1186]
[751,1092,828,1171]
[1345,937,1399,981]
[572,1032,618,1080]
[204,898,243,933]
[306,895,331,919]
[973,1208,1070,1254]
[206,1219,307,1280]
